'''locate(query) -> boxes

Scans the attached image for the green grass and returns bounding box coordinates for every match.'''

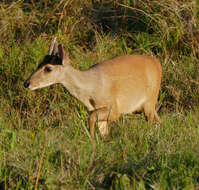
[1,109,199,189]
[0,0,199,189]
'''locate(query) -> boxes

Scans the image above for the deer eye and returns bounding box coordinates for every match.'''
[44,66,52,73]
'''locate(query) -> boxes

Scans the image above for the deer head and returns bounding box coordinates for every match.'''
[24,37,70,90]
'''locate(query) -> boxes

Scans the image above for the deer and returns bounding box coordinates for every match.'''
[24,37,162,139]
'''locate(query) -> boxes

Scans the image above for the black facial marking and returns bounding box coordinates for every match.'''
[37,55,62,69]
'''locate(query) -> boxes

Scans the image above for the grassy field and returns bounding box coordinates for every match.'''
[0,0,199,189]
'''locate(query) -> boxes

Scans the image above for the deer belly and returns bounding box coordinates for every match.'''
[118,96,146,114]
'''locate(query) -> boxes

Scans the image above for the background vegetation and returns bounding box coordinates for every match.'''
[0,0,199,189]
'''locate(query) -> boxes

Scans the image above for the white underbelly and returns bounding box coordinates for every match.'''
[119,96,146,114]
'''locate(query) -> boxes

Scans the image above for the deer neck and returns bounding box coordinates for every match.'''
[59,64,94,100]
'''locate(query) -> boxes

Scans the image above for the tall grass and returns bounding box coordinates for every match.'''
[0,0,199,189]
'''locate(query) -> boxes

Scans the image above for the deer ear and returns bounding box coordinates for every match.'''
[58,44,70,65]
[52,42,58,55]
[58,44,65,60]
[48,37,57,55]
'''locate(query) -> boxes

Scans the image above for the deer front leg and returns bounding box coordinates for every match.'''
[98,121,109,137]
[89,107,120,138]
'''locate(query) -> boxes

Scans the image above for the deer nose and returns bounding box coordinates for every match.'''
[24,81,30,88]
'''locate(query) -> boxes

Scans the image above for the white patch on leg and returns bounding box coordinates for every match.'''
[98,121,109,137]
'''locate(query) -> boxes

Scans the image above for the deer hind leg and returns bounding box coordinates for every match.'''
[154,110,161,123]
[144,99,160,123]
[143,101,155,124]
[89,106,120,138]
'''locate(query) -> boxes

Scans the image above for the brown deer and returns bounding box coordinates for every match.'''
[24,37,162,138]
